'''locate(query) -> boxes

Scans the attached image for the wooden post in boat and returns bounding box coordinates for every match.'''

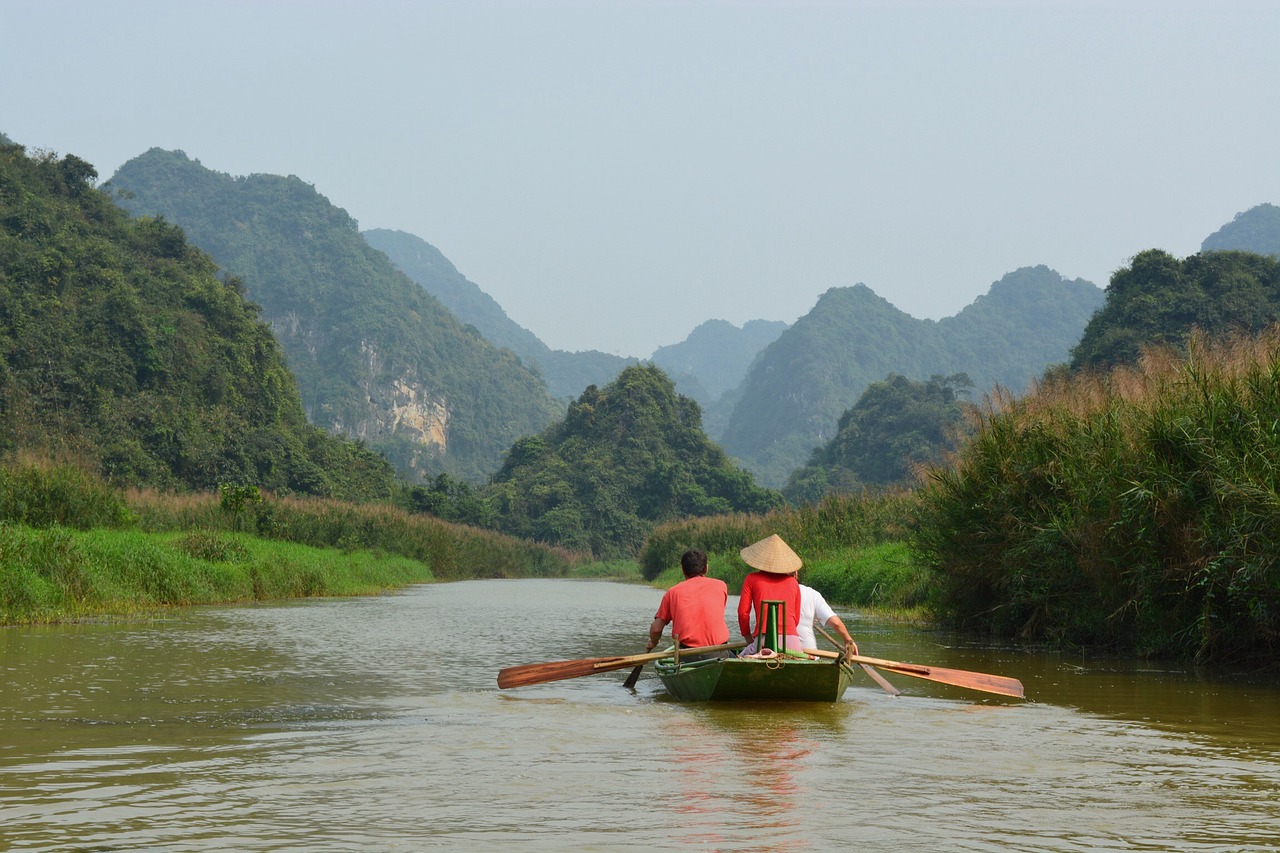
[759,600,784,652]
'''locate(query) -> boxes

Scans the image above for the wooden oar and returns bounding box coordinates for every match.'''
[804,649,1024,698]
[497,642,746,689]
[814,622,899,697]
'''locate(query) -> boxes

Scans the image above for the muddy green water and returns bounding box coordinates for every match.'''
[2,579,1279,851]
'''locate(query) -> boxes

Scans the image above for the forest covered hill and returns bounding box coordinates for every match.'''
[0,140,396,500]
[720,266,1104,486]
[486,364,781,556]
[363,228,636,401]
[107,150,563,483]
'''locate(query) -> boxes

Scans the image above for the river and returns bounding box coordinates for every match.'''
[2,579,1278,851]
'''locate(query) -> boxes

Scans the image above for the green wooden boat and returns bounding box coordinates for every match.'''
[652,599,852,702]
[653,653,852,702]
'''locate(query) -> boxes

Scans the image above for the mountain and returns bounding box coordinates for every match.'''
[1202,203,1280,257]
[486,364,781,556]
[107,150,563,483]
[0,139,396,500]
[721,267,1105,487]
[362,228,635,401]
[650,318,789,408]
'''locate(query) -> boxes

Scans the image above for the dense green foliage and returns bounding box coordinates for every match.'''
[1202,203,1280,257]
[488,364,782,556]
[1070,250,1280,371]
[722,267,1103,486]
[784,373,973,503]
[363,227,635,401]
[913,329,1280,663]
[649,318,788,408]
[0,142,396,499]
[0,457,133,529]
[108,151,563,482]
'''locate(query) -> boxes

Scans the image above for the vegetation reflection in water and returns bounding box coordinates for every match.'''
[1,580,1279,852]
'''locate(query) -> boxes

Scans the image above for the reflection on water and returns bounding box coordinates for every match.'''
[668,709,834,852]
[1,580,1279,851]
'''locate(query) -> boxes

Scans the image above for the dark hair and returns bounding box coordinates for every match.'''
[680,548,708,577]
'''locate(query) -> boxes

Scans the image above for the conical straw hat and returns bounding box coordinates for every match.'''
[740,534,802,574]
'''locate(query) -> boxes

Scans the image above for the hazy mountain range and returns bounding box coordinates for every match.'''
[93,142,1279,490]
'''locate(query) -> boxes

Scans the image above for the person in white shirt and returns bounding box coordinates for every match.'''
[797,582,858,655]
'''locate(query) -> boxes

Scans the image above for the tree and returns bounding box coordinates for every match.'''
[486,365,780,556]
[784,373,973,503]
[1071,250,1280,371]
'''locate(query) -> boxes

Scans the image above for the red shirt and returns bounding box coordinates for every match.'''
[655,575,730,647]
[737,571,801,639]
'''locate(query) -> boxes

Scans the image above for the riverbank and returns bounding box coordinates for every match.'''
[0,523,432,624]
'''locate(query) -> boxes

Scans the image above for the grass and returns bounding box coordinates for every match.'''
[0,522,430,624]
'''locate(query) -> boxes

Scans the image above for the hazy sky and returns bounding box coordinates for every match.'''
[5,1,1278,357]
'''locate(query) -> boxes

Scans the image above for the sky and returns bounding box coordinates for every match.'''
[4,1,1279,357]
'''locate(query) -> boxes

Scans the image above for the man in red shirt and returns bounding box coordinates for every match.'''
[646,549,730,652]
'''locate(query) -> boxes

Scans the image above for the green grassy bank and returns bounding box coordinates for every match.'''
[0,457,582,625]
[0,523,430,624]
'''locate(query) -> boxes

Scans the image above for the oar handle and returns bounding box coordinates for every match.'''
[591,641,745,670]
[806,648,930,675]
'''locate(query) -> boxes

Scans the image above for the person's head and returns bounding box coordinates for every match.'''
[680,548,708,578]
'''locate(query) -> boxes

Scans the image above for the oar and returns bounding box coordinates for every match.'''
[814,622,899,697]
[497,642,746,689]
[804,649,1024,698]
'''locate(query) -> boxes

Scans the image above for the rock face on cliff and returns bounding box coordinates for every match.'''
[109,149,562,482]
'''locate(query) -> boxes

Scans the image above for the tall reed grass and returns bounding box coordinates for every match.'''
[639,490,926,611]
[125,489,576,580]
[0,454,133,529]
[913,329,1280,662]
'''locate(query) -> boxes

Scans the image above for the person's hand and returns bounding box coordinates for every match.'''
[844,640,859,657]
[646,639,657,651]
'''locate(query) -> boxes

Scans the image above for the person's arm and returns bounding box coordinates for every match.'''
[824,614,859,655]
[737,576,755,640]
[647,617,669,651]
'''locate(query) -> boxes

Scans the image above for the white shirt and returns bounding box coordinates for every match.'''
[797,584,837,650]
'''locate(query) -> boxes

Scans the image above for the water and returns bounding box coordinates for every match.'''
[2,579,1279,851]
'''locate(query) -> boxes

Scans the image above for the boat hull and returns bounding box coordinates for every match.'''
[654,655,851,702]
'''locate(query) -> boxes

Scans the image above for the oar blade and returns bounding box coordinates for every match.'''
[497,656,625,689]
[875,662,1025,698]
[809,649,1025,699]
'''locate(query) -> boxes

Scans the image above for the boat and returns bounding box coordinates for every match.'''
[653,651,852,702]
[652,598,852,702]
